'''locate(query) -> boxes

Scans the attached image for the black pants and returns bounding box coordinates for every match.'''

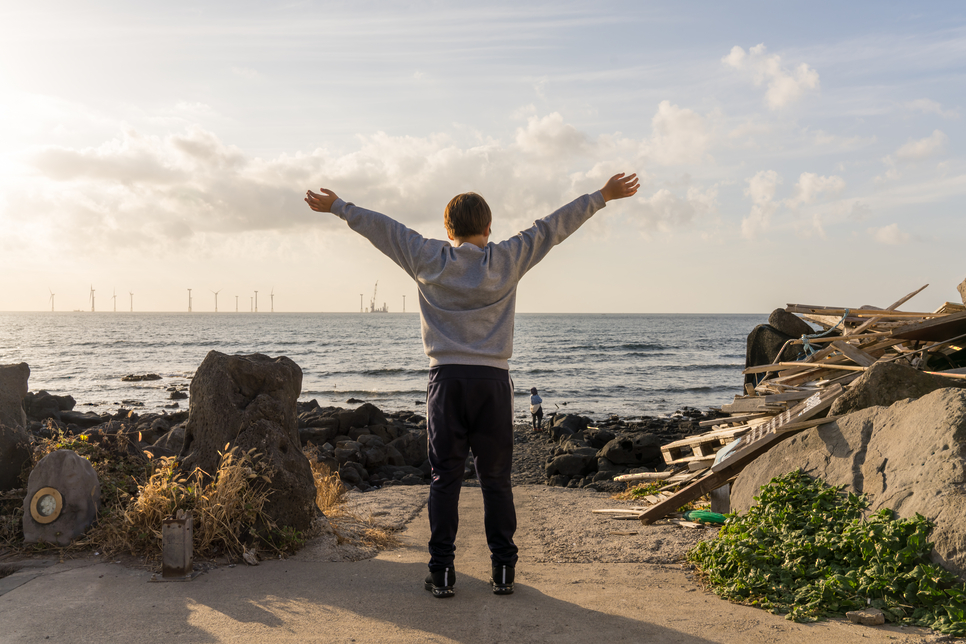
[425,364,518,571]
[531,407,543,430]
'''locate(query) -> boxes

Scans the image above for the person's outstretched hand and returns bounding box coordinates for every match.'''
[600,173,640,202]
[305,188,339,213]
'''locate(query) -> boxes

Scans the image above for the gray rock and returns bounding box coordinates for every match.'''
[337,403,389,433]
[180,351,301,474]
[387,431,427,467]
[299,425,339,446]
[599,433,662,466]
[154,423,185,453]
[0,363,29,429]
[731,388,966,580]
[60,410,108,429]
[233,418,319,531]
[546,453,595,477]
[767,308,814,339]
[548,474,569,487]
[0,424,31,491]
[178,351,315,531]
[347,426,371,441]
[829,361,966,416]
[744,324,806,387]
[23,450,100,546]
[23,390,75,422]
[596,456,620,473]
[846,608,885,626]
[958,278,966,305]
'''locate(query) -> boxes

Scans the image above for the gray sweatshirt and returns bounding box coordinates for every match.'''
[331,191,606,369]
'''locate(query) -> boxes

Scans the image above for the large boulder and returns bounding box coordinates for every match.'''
[0,424,31,491]
[829,361,966,416]
[179,351,316,530]
[23,390,76,422]
[744,325,805,387]
[768,308,814,339]
[233,419,319,531]
[958,277,966,305]
[599,433,662,466]
[731,388,966,579]
[23,449,101,546]
[0,363,29,429]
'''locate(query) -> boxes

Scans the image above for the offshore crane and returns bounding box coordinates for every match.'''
[368,281,388,313]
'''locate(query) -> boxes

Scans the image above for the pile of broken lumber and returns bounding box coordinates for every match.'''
[620,283,966,526]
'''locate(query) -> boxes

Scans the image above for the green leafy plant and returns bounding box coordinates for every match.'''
[688,469,966,635]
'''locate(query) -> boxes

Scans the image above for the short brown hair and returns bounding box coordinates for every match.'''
[444,192,491,239]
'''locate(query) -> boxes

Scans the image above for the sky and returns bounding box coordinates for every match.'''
[1,1,964,313]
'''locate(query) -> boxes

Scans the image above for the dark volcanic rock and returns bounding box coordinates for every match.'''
[23,390,75,422]
[179,351,316,531]
[0,424,31,491]
[599,433,662,466]
[0,363,29,429]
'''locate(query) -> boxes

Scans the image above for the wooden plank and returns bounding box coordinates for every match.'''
[790,332,890,344]
[786,305,940,318]
[924,371,966,380]
[891,311,966,342]
[713,385,844,472]
[688,457,716,471]
[830,340,878,367]
[849,284,929,335]
[698,412,769,427]
[719,397,786,413]
[612,471,674,482]
[640,389,844,525]
[762,390,818,403]
[744,362,867,375]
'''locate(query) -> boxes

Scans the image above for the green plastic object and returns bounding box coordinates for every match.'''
[683,510,727,524]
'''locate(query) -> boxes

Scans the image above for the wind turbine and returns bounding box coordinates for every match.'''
[111,288,117,312]
[212,289,221,312]
[187,288,192,312]
[270,287,274,313]
[129,292,134,312]
[48,289,55,312]
[254,290,259,312]
[235,295,238,312]
[89,286,95,312]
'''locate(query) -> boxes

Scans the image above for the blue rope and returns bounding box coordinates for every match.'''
[801,308,850,356]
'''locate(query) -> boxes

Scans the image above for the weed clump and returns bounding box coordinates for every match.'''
[688,469,966,635]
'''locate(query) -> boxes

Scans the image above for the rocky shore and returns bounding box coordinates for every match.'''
[11,385,724,494]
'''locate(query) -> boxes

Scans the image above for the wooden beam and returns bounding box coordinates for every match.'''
[743,362,867,375]
[698,412,770,427]
[786,305,941,318]
[849,284,929,335]
[830,340,878,367]
[640,387,844,525]
[891,311,966,342]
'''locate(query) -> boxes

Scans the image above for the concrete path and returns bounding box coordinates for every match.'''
[0,487,932,643]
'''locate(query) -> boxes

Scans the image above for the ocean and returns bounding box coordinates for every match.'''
[0,312,765,421]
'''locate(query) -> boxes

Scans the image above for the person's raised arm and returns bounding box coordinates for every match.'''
[600,173,640,202]
[304,188,339,213]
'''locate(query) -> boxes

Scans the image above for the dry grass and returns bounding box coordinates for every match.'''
[0,432,403,560]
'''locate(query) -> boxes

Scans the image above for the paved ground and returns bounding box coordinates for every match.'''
[0,487,938,643]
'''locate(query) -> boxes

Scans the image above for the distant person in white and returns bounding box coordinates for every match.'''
[529,387,543,431]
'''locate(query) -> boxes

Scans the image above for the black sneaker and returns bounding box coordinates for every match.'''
[490,564,514,595]
[424,567,456,598]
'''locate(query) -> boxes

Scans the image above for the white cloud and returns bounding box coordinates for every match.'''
[869,223,911,245]
[231,66,261,80]
[648,100,713,165]
[741,170,780,239]
[634,183,718,236]
[6,114,651,262]
[785,172,845,209]
[514,112,589,158]
[723,43,820,109]
[895,129,948,161]
[906,99,958,119]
